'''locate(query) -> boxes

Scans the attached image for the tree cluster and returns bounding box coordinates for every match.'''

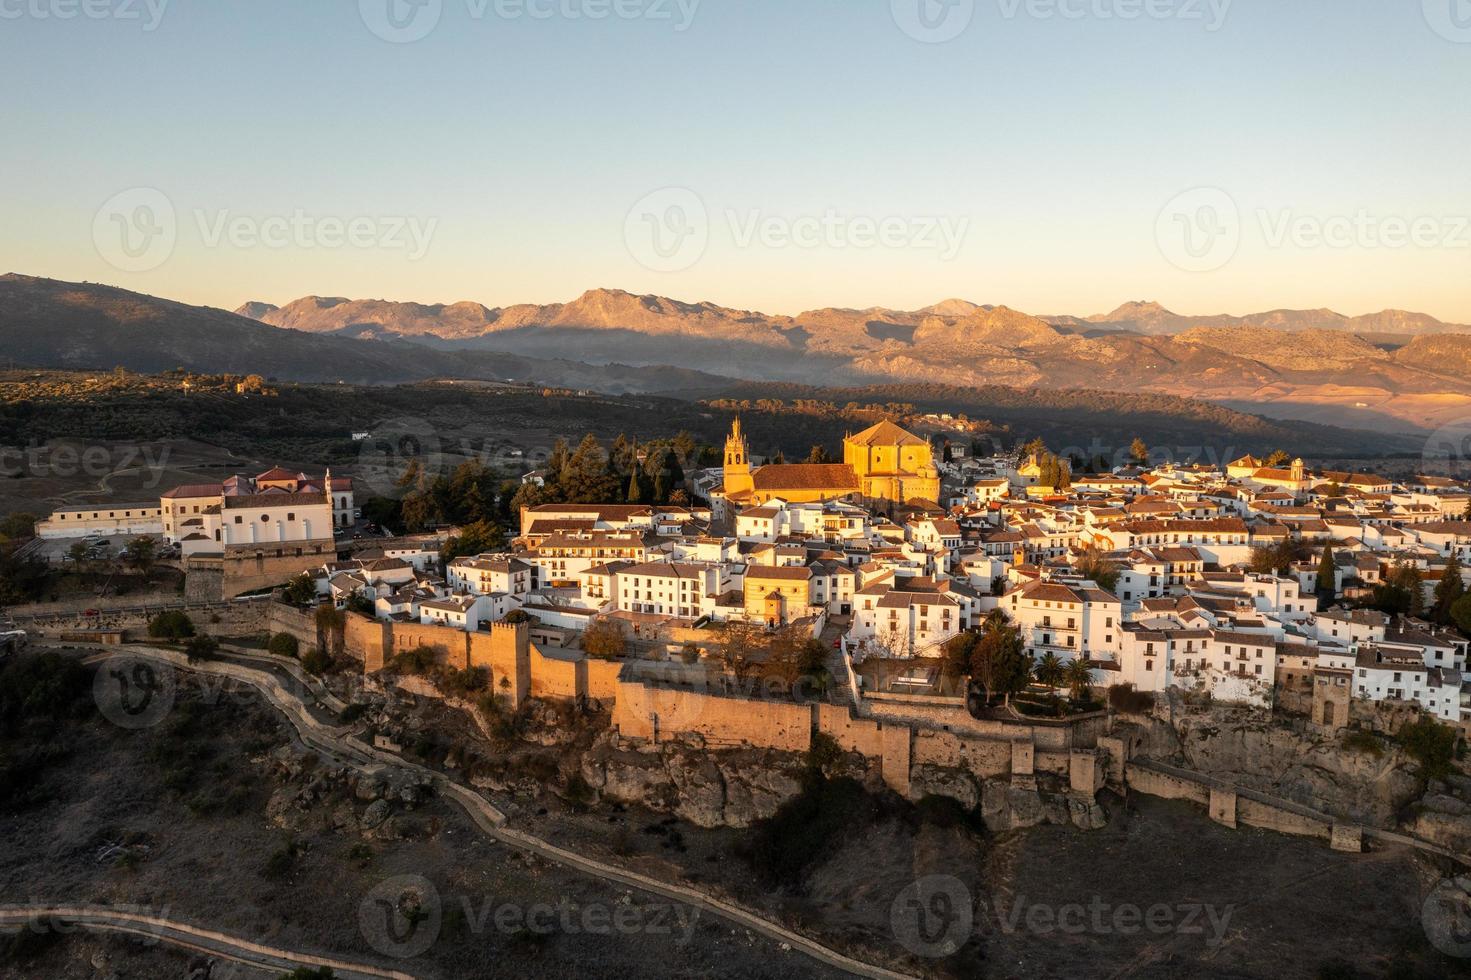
[511,432,696,515]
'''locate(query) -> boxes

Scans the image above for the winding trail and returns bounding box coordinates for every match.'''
[74,644,918,980]
[0,905,414,979]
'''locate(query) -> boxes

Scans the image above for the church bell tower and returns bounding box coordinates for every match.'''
[723,418,754,496]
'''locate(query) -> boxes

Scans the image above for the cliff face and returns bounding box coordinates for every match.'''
[1121,699,1433,828]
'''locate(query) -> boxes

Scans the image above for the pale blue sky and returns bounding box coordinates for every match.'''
[2,0,1468,320]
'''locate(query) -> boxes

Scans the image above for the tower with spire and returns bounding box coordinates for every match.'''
[324,467,337,528]
[722,418,754,496]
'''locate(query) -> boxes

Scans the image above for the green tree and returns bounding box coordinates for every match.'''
[1265,450,1291,467]
[123,536,156,575]
[1316,544,1337,597]
[807,445,834,464]
[970,610,1032,705]
[440,520,505,563]
[148,610,195,641]
[1433,554,1465,625]
[1451,593,1471,635]
[1034,652,1065,690]
[282,573,318,606]
[0,512,37,542]
[1063,658,1094,702]
[581,618,627,660]
[1388,561,1426,618]
[1129,438,1148,465]
[941,632,973,679]
[1075,545,1120,592]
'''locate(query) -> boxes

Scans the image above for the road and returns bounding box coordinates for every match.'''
[70,643,919,980]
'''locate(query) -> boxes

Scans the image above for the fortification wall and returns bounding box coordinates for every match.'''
[816,702,886,757]
[910,729,1012,780]
[267,603,317,650]
[583,658,623,702]
[1124,762,1211,805]
[220,539,337,597]
[611,679,814,751]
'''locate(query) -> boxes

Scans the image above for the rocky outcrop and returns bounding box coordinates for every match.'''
[1120,702,1420,827]
[264,743,436,839]
[908,764,1107,832]
[578,732,815,828]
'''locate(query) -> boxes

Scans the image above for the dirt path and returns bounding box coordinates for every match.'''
[0,905,415,979]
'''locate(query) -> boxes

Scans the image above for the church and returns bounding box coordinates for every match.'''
[713,417,941,515]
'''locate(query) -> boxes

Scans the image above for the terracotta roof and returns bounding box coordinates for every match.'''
[751,463,860,493]
[846,419,928,448]
[162,483,222,499]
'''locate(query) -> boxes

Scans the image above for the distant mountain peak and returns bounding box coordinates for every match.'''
[1091,300,1175,322]
[919,298,980,317]
[234,301,279,320]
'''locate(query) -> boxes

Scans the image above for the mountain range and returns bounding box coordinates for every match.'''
[4,273,1470,438]
[231,288,1471,433]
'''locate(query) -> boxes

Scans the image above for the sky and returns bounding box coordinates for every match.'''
[2,0,1469,320]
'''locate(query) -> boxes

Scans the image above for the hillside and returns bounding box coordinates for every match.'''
[1070,300,1471,337]
[695,381,1417,458]
[0,275,730,395]
[230,287,1471,432]
[13,274,1471,434]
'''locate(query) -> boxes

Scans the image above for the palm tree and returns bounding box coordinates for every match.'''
[1063,658,1093,703]
[1034,652,1065,691]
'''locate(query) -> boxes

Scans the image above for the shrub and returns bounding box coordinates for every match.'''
[339,703,367,724]
[439,666,488,698]
[148,610,194,641]
[344,593,375,616]
[1398,716,1458,781]
[301,648,331,676]
[262,838,301,880]
[1107,682,1154,714]
[278,967,335,980]
[0,652,92,735]
[502,609,531,624]
[267,632,300,659]
[390,645,437,676]
[805,731,843,774]
[1342,729,1384,757]
[184,634,219,664]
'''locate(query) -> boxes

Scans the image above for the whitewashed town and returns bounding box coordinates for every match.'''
[28,417,1471,738]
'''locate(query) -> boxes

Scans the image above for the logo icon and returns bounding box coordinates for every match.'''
[1156,187,1241,273]
[357,417,443,498]
[1424,0,1471,42]
[360,0,442,43]
[359,875,443,959]
[93,655,176,730]
[891,0,974,43]
[93,188,176,273]
[891,874,973,958]
[1423,418,1471,480]
[1423,877,1471,958]
[624,187,709,273]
